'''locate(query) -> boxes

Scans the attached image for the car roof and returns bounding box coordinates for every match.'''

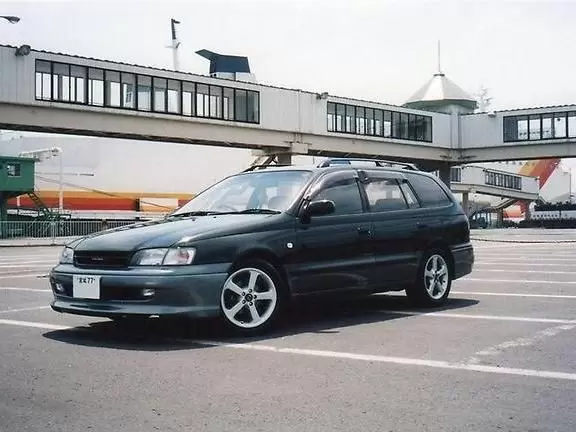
[240,158,430,177]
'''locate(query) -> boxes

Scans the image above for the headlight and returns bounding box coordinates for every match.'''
[132,247,196,266]
[60,247,74,264]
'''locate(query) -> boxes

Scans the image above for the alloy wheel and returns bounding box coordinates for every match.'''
[220,267,278,329]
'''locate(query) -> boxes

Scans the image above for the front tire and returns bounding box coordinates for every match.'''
[406,249,452,307]
[219,259,286,336]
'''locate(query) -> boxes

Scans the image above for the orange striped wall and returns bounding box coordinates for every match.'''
[514,158,561,217]
[518,159,560,188]
[7,191,195,212]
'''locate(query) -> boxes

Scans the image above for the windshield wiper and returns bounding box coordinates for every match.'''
[168,211,226,218]
[228,208,282,215]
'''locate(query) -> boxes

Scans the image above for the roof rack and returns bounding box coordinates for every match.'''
[242,164,293,172]
[316,158,418,171]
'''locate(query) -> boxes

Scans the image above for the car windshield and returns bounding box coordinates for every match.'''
[171,170,313,216]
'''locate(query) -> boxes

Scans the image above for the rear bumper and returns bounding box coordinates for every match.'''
[451,243,474,280]
[48,263,230,319]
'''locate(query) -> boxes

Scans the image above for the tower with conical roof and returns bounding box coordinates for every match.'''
[403,43,478,114]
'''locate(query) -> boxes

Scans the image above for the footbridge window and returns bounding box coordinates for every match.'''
[327,102,432,143]
[503,111,576,142]
[34,59,260,124]
[484,170,522,190]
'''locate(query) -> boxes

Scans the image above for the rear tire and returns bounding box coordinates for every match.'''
[406,249,452,307]
[219,259,287,336]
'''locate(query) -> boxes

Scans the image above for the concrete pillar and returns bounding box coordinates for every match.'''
[524,201,532,220]
[276,153,292,165]
[462,192,469,216]
[0,193,6,238]
[497,209,504,227]
[438,163,451,188]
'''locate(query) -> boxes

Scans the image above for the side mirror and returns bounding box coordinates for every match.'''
[305,200,335,217]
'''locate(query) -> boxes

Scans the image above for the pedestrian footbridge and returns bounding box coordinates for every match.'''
[449,165,539,201]
[1,44,576,170]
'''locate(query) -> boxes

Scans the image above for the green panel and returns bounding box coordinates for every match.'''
[0,156,36,193]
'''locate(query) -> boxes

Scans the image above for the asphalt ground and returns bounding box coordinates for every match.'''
[1,229,575,431]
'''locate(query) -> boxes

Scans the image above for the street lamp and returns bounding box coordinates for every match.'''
[0,16,20,24]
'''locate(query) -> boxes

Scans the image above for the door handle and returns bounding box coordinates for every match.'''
[357,226,372,236]
[417,223,429,229]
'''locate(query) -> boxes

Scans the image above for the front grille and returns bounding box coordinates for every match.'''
[74,251,132,269]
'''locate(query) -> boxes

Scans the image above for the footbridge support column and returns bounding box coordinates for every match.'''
[419,161,453,188]
[276,153,292,165]
[462,192,470,216]
[437,163,452,188]
[249,143,307,168]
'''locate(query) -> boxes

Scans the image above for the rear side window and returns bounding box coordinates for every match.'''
[399,182,420,209]
[364,179,408,212]
[406,173,452,207]
[314,177,363,216]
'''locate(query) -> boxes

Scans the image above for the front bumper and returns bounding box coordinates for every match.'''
[451,243,474,280]
[49,263,230,319]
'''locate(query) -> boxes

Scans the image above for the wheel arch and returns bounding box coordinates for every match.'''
[231,248,292,295]
[422,238,455,277]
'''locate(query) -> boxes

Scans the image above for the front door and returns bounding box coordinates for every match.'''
[286,170,375,295]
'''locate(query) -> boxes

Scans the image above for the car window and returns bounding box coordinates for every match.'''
[172,170,313,214]
[313,177,364,216]
[363,179,408,212]
[399,182,420,209]
[405,173,452,207]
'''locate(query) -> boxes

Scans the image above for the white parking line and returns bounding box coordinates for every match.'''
[451,291,576,299]
[482,269,576,275]
[0,306,51,314]
[0,287,51,293]
[0,256,58,262]
[193,339,576,382]
[378,310,576,324]
[0,318,68,330]
[465,323,576,365]
[0,264,55,269]
[0,274,47,280]
[461,278,576,285]
[0,318,575,382]
[475,262,575,267]
[476,255,576,260]
[0,259,56,265]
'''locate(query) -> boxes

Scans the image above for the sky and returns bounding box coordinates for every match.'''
[1,0,575,182]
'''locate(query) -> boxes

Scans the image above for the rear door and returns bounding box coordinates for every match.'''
[403,172,457,248]
[359,170,422,287]
[406,173,469,251]
[287,170,375,295]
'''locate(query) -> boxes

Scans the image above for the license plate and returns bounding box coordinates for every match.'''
[72,275,101,299]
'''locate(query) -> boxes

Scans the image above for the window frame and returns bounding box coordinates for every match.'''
[6,162,22,177]
[359,172,415,213]
[405,172,454,209]
[33,59,261,125]
[301,171,367,218]
[503,111,576,142]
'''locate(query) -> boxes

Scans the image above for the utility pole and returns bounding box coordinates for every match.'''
[437,40,442,74]
[168,18,181,71]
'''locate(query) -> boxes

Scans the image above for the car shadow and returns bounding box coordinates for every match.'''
[223,293,480,343]
[42,293,479,352]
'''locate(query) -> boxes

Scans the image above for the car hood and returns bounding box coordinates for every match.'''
[73,214,274,251]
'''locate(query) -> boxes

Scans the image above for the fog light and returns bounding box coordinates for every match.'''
[141,288,155,297]
[54,283,65,293]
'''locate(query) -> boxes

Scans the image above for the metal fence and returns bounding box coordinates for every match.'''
[0,220,139,240]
